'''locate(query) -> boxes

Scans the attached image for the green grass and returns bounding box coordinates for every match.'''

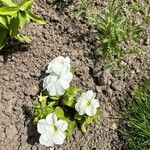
[123,80,150,150]
[76,0,150,66]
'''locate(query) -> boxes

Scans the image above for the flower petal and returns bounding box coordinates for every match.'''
[39,133,54,147]
[43,75,57,89]
[75,102,86,115]
[46,82,57,96]
[92,99,100,108]
[56,120,68,132]
[52,130,66,145]
[86,90,95,100]
[55,81,65,96]
[85,106,93,116]
[46,113,58,124]
[37,119,50,134]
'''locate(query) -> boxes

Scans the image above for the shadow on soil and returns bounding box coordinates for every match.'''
[0,42,29,63]
[22,105,39,145]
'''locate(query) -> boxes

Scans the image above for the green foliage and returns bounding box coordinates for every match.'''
[76,0,149,65]
[123,79,150,150]
[63,86,80,107]
[34,85,100,136]
[0,0,45,50]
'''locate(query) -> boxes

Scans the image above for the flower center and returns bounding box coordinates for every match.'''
[53,125,58,131]
[87,100,92,106]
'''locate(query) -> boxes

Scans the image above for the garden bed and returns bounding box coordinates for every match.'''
[0,0,150,150]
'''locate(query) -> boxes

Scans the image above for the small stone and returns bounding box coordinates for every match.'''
[26,85,39,96]
[5,125,17,139]
[96,86,101,93]
[3,76,9,81]
[2,90,16,101]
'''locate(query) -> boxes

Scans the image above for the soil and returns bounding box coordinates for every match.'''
[0,0,150,150]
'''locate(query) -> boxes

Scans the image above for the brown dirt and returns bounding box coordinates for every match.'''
[0,0,150,150]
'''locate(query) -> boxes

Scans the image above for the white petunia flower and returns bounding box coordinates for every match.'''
[75,90,100,116]
[46,56,71,75]
[43,68,73,96]
[37,113,68,147]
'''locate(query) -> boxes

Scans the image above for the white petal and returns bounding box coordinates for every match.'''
[55,81,65,96]
[75,102,86,115]
[46,83,57,96]
[66,72,73,82]
[39,133,54,147]
[85,106,93,116]
[37,119,50,134]
[43,75,57,89]
[92,99,100,108]
[56,120,68,132]
[46,113,58,124]
[91,106,97,116]
[52,130,66,145]
[80,92,88,100]
[60,69,73,80]
[59,79,70,89]
[86,90,95,100]
[52,63,63,75]
[64,57,70,64]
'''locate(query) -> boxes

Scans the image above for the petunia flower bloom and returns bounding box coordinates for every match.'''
[75,90,100,116]
[43,68,73,96]
[46,56,71,75]
[37,113,68,147]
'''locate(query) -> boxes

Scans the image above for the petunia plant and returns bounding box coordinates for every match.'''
[34,56,100,147]
[0,0,45,50]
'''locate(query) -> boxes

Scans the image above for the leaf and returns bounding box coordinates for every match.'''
[27,11,46,24]
[50,96,60,101]
[0,0,16,6]
[85,116,93,124]
[0,16,7,28]
[66,120,76,138]
[19,0,32,11]
[16,34,31,43]
[0,28,8,50]
[54,107,64,119]
[66,86,80,99]
[81,122,87,133]
[0,6,18,15]
[18,11,26,28]
[63,97,75,107]
[74,113,82,120]
[9,17,19,37]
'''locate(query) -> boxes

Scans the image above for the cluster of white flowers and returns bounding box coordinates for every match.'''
[37,56,100,147]
[43,56,73,96]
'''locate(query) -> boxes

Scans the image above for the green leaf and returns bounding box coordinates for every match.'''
[47,101,57,107]
[27,11,46,24]
[18,11,26,28]
[54,107,64,119]
[81,122,87,133]
[65,86,80,99]
[0,27,8,50]
[9,17,19,37]
[66,120,76,137]
[74,113,82,120]
[19,0,32,11]
[63,97,75,107]
[50,96,60,101]
[0,6,19,15]
[85,116,93,124]
[0,0,16,6]
[0,16,8,28]
[16,34,31,43]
